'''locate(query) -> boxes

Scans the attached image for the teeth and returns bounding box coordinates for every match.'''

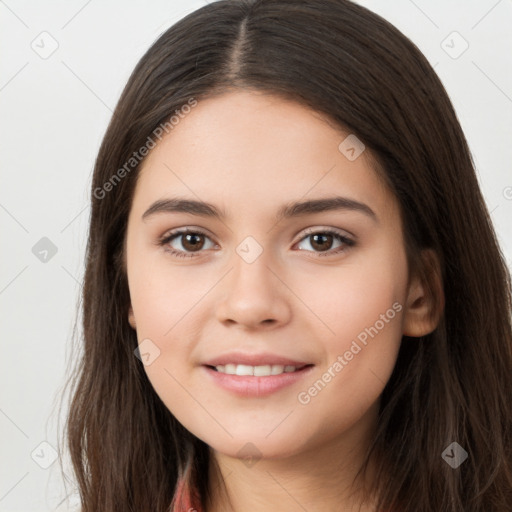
[254,365,272,376]
[214,364,298,376]
[271,365,284,375]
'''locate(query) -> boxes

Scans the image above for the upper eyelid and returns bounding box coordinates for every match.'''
[299,226,355,240]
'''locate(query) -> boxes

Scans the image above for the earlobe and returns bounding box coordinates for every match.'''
[128,306,137,330]
[402,249,444,337]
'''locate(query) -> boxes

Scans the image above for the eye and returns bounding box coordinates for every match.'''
[158,228,216,258]
[158,227,355,259]
[295,228,355,257]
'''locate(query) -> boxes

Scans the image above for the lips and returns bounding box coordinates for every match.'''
[202,361,315,397]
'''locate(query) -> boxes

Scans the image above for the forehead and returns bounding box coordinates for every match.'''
[132,90,396,223]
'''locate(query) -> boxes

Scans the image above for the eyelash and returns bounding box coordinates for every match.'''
[157,227,355,259]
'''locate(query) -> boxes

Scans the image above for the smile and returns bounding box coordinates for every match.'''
[203,364,315,397]
[212,364,306,376]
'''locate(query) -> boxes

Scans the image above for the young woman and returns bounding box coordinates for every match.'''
[64,0,512,510]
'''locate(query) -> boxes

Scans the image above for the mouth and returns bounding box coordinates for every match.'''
[202,362,315,397]
[206,363,313,376]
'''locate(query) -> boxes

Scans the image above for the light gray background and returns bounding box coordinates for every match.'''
[1,1,511,510]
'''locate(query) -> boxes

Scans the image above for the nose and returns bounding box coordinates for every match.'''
[215,249,292,330]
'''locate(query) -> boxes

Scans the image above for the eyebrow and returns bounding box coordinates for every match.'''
[142,196,377,223]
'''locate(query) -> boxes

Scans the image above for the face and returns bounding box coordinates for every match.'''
[125,90,412,461]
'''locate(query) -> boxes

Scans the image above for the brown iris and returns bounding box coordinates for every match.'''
[181,233,206,251]
[309,233,334,252]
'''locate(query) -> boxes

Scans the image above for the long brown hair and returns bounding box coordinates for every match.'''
[62,0,512,510]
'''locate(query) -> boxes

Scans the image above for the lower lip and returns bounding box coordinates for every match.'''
[202,365,314,397]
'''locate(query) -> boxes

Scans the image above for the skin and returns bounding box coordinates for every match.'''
[125,90,441,511]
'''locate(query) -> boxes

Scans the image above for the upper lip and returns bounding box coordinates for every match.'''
[203,352,313,368]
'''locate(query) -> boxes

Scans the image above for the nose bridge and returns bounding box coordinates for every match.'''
[232,238,273,291]
[215,234,291,327]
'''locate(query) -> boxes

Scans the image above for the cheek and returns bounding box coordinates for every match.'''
[127,258,218,423]
[291,251,406,350]
[289,285,404,449]
[290,251,406,409]
[127,253,215,339]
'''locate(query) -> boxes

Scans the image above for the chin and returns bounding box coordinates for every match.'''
[198,425,315,462]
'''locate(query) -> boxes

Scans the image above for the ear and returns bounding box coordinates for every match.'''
[402,249,444,337]
[128,306,137,330]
